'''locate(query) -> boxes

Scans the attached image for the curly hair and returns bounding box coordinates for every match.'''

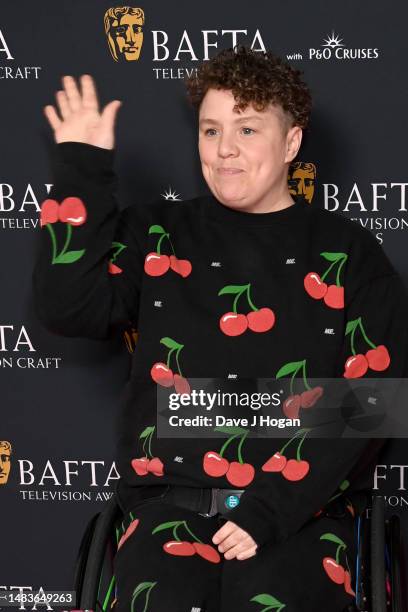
[184,45,312,130]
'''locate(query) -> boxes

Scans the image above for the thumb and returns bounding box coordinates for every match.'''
[101,100,122,128]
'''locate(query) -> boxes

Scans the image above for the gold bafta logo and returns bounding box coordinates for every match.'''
[104,7,145,62]
[288,162,316,203]
[0,441,12,485]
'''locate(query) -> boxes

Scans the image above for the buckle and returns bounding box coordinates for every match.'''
[198,488,245,517]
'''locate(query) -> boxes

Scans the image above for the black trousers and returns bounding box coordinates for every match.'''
[111,488,358,612]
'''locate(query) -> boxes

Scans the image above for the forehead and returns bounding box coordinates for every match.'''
[198,88,284,124]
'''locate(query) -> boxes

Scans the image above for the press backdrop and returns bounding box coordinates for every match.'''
[1,0,408,604]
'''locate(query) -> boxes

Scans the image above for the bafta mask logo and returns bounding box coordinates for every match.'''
[104,7,145,62]
[0,441,12,485]
[288,162,316,203]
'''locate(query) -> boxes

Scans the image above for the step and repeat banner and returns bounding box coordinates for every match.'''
[1,0,408,605]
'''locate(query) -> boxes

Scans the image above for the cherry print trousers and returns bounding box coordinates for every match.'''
[111,489,358,612]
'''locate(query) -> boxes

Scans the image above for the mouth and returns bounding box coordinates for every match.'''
[217,168,243,175]
[124,47,138,52]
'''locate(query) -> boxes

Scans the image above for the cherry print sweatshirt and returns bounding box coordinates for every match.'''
[32,141,408,552]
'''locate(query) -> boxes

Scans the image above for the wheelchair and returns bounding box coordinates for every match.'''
[72,489,406,612]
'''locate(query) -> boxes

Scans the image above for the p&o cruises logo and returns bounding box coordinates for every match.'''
[287,31,379,62]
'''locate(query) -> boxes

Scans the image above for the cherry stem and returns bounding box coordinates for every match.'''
[335,543,346,565]
[236,432,248,463]
[302,360,311,391]
[357,317,376,349]
[175,347,183,376]
[180,521,202,543]
[167,235,177,256]
[142,585,156,612]
[232,288,246,313]
[156,233,167,255]
[220,433,241,456]
[296,430,308,460]
[279,428,311,454]
[246,284,258,311]
[102,574,116,612]
[46,223,58,263]
[289,360,309,395]
[111,243,126,263]
[320,259,338,282]
[60,223,72,257]
[336,255,347,286]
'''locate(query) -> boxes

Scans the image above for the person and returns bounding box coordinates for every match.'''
[32,45,408,611]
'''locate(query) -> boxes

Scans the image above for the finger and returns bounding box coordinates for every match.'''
[223,540,253,560]
[217,531,251,553]
[62,75,82,111]
[55,90,71,120]
[43,105,62,131]
[212,521,236,544]
[236,545,258,560]
[100,100,122,128]
[80,74,99,111]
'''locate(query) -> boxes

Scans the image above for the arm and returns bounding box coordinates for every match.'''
[218,228,408,551]
[32,141,144,340]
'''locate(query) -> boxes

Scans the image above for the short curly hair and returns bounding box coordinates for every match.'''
[184,45,312,130]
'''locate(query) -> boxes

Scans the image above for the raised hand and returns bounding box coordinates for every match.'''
[43,74,122,150]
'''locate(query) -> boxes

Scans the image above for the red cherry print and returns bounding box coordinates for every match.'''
[58,197,87,226]
[304,272,328,299]
[169,255,192,278]
[40,199,59,227]
[281,459,310,481]
[226,461,255,487]
[163,540,196,556]
[343,354,368,378]
[117,518,139,550]
[173,374,191,395]
[262,452,287,473]
[219,312,248,336]
[108,261,123,275]
[322,557,345,584]
[365,344,390,372]
[344,570,356,596]
[148,457,164,476]
[324,285,344,309]
[300,386,324,409]
[192,542,221,563]
[282,395,301,418]
[144,252,170,276]
[246,307,275,333]
[150,362,174,386]
[131,456,150,476]
[203,451,229,477]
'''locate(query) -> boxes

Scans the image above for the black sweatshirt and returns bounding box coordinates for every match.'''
[32,141,408,551]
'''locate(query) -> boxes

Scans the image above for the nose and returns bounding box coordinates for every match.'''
[126,25,137,44]
[217,131,239,158]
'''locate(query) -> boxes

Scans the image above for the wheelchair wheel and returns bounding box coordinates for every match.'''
[370,495,387,612]
[387,515,402,612]
[74,496,122,611]
[73,511,101,607]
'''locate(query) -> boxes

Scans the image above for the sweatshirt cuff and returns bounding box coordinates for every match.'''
[52,141,116,183]
[218,495,287,551]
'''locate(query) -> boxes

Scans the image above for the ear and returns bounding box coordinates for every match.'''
[284,126,303,164]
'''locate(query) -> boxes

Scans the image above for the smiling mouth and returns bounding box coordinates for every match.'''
[218,168,243,175]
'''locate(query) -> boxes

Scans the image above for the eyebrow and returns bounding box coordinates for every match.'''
[199,115,264,126]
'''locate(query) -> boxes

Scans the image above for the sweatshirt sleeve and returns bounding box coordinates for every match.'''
[32,141,144,340]
[218,226,408,551]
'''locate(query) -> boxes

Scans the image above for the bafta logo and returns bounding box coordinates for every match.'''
[104,7,145,62]
[0,441,12,485]
[288,162,316,203]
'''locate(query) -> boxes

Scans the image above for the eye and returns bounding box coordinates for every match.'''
[204,128,217,136]
[241,127,255,135]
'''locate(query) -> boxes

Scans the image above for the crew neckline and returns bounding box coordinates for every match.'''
[201,192,308,226]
